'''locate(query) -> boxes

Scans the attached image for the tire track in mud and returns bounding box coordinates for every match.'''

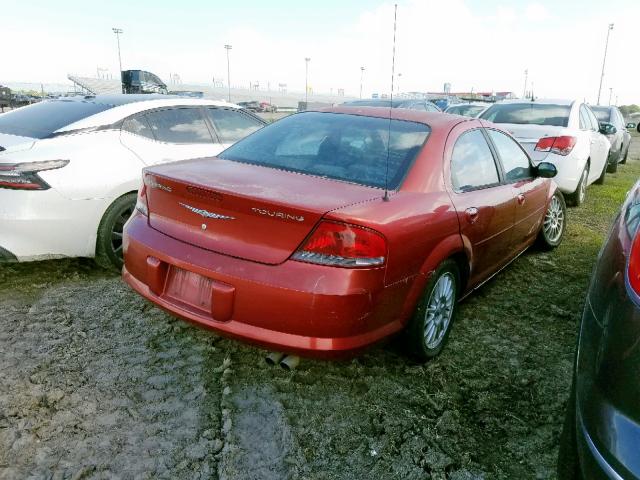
[0,273,228,479]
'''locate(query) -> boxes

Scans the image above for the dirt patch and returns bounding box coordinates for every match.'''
[2,134,639,479]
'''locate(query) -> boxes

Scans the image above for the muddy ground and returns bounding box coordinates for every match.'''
[2,134,639,480]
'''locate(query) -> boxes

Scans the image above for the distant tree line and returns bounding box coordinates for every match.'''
[620,104,640,116]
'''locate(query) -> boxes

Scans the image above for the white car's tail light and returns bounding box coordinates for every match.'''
[135,178,149,216]
[534,136,577,156]
[292,221,387,267]
[0,160,69,190]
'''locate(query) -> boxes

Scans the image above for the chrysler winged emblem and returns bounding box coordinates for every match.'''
[179,202,235,220]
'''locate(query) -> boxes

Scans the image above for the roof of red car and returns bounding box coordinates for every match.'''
[316,106,472,130]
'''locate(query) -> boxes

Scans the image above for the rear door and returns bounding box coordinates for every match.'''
[120,107,223,165]
[486,128,548,253]
[446,126,516,286]
[205,107,265,150]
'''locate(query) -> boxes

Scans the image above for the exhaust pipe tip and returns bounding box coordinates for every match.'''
[265,352,285,366]
[279,355,300,371]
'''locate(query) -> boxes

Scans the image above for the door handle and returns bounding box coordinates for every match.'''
[465,207,479,224]
[517,193,525,205]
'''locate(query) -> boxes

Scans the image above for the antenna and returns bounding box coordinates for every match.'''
[383,3,398,202]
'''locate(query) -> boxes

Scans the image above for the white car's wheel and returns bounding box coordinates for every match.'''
[95,193,136,270]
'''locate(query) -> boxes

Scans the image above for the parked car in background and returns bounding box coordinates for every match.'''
[168,91,205,98]
[590,105,631,173]
[123,107,565,360]
[342,98,441,112]
[558,180,640,480]
[445,103,488,118]
[0,94,266,268]
[260,101,277,113]
[0,86,11,112]
[480,99,610,206]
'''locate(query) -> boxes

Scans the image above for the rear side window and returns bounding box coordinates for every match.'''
[207,108,264,143]
[487,130,531,182]
[451,129,499,191]
[219,111,430,189]
[585,108,600,131]
[122,115,154,139]
[481,103,570,127]
[145,108,213,144]
[579,106,591,130]
[0,99,114,138]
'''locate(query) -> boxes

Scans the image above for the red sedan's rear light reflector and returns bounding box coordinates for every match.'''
[292,221,387,267]
[628,231,640,296]
[0,160,69,190]
[534,136,577,156]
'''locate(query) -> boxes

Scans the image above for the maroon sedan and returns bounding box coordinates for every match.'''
[123,107,565,360]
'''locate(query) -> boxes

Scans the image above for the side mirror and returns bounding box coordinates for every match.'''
[599,122,617,135]
[627,123,637,129]
[536,162,557,178]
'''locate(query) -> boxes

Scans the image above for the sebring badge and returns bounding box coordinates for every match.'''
[179,202,235,220]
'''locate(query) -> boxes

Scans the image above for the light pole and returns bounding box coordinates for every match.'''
[609,88,613,106]
[305,57,311,107]
[523,69,528,98]
[359,66,365,99]
[112,28,124,93]
[397,73,402,94]
[224,44,232,102]
[597,23,614,105]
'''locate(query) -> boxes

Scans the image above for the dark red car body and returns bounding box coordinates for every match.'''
[122,107,558,357]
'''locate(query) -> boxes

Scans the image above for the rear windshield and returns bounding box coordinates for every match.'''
[590,107,611,123]
[480,103,571,127]
[219,112,430,189]
[0,100,114,138]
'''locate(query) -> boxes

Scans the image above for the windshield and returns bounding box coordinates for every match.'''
[219,112,430,189]
[0,100,114,138]
[590,107,611,123]
[480,103,571,127]
[447,105,486,117]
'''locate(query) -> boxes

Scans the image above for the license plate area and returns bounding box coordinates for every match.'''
[163,266,213,313]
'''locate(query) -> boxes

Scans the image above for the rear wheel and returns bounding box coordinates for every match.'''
[95,193,136,270]
[594,158,607,185]
[406,259,459,361]
[537,191,566,250]
[606,156,618,173]
[620,146,628,164]
[568,165,588,207]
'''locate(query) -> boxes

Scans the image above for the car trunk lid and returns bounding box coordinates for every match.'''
[144,157,382,264]
[495,123,568,162]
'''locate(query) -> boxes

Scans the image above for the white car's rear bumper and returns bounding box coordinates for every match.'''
[532,152,585,195]
[0,188,109,261]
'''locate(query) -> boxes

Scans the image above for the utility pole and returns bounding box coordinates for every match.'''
[608,88,613,106]
[359,66,365,99]
[305,57,311,107]
[112,28,124,93]
[523,69,528,98]
[597,23,614,105]
[224,44,232,102]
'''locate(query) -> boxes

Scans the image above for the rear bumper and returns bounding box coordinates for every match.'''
[122,213,412,357]
[532,153,584,194]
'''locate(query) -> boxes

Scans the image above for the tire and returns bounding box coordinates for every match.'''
[606,156,618,174]
[568,165,588,207]
[594,159,607,185]
[620,146,628,164]
[406,259,459,361]
[95,193,136,270]
[557,377,581,480]
[536,191,567,250]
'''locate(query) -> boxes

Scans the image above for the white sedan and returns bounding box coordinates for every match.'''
[480,99,610,206]
[0,95,266,267]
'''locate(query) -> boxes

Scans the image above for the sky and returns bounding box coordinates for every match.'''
[1,0,637,104]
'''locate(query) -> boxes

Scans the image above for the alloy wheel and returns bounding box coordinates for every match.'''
[110,204,134,260]
[423,272,456,350]
[543,195,565,243]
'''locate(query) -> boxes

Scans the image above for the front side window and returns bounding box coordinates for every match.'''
[488,130,531,182]
[450,129,499,191]
[122,114,153,139]
[207,108,264,143]
[145,108,213,144]
[219,112,430,189]
[481,103,570,127]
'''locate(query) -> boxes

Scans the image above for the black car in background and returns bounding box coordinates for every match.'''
[591,105,632,173]
[342,98,441,112]
[121,70,168,95]
[558,180,640,479]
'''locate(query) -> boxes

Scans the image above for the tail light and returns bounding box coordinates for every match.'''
[628,227,640,297]
[534,136,577,156]
[0,160,69,190]
[135,177,149,216]
[292,221,387,267]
